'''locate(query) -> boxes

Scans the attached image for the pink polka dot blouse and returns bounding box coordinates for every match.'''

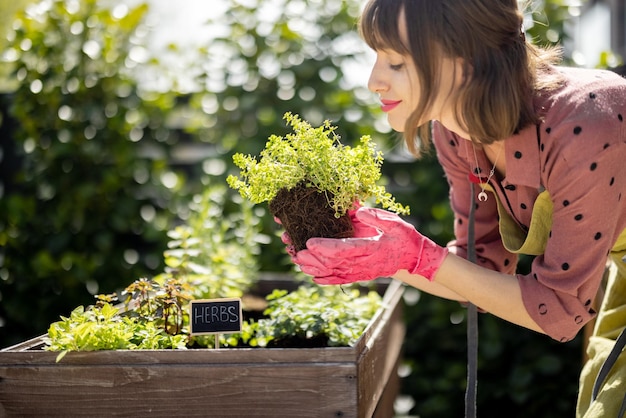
[433,66,626,341]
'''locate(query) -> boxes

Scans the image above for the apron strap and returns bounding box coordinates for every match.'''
[591,327,626,417]
[465,182,479,418]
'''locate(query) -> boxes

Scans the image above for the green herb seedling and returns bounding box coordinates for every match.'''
[227,112,409,218]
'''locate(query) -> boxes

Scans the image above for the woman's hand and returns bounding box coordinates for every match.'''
[292,207,448,285]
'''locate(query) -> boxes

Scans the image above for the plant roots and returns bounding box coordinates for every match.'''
[269,183,353,252]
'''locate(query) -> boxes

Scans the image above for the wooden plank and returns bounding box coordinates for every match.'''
[357,280,405,418]
[373,356,402,418]
[0,363,358,417]
[1,337,46,352]
[0,345,358,366]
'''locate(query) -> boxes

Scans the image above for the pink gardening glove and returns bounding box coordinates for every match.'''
[292,207,449,285]
[274,216,297,256]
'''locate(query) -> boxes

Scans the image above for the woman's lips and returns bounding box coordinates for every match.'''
[381,99,401,112]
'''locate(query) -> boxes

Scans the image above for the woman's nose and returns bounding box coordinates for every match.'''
[367,73,386,94]
[367,60,386,94]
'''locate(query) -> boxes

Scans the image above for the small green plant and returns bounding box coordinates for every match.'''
[227,112,409,251]
[227,112,409,217]
[158,186,262,300]
[45,279,191,361]
[233,285,382,348]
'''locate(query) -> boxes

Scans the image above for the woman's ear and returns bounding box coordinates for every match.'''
[457,57,471,85]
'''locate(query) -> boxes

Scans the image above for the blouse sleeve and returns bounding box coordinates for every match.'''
[432,121,518,275]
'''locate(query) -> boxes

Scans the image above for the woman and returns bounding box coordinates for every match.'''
[288,0,626,416]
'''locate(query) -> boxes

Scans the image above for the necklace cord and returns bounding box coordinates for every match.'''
[471,144,502,201]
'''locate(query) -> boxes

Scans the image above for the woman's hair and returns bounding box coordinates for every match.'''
[359,0,563,156]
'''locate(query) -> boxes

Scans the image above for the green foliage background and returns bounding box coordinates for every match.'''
[0,0,183,347]
[0,0,621,416]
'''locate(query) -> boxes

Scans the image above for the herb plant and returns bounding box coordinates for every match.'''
[158,186,262,300]
[235,285,383,348]
[46,280,190,361]
[227,112,409,217]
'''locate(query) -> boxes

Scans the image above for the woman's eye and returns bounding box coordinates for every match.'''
[389,63,404,71]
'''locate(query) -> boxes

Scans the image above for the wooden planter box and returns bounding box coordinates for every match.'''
[0,279,405,418]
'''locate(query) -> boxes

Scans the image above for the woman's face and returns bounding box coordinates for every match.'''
[367,10,463,134]
[367,48,421,132]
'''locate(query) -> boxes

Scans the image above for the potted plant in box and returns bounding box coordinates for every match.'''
[227,112,409,251]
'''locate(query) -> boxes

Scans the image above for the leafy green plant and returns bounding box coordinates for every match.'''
[157,186,262,300]
[227,112,409,251]
[228,112,408,217]
[46,281,190,362]
[243,285,382,348]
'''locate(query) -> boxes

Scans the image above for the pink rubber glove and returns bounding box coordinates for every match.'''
[274,216,297,256]
[292,207,449,285]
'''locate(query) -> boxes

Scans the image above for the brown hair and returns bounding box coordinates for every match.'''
[359,0,563,157]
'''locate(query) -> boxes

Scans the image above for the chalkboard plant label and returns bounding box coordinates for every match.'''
[227,112,409,251]
[189,298,242,336]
